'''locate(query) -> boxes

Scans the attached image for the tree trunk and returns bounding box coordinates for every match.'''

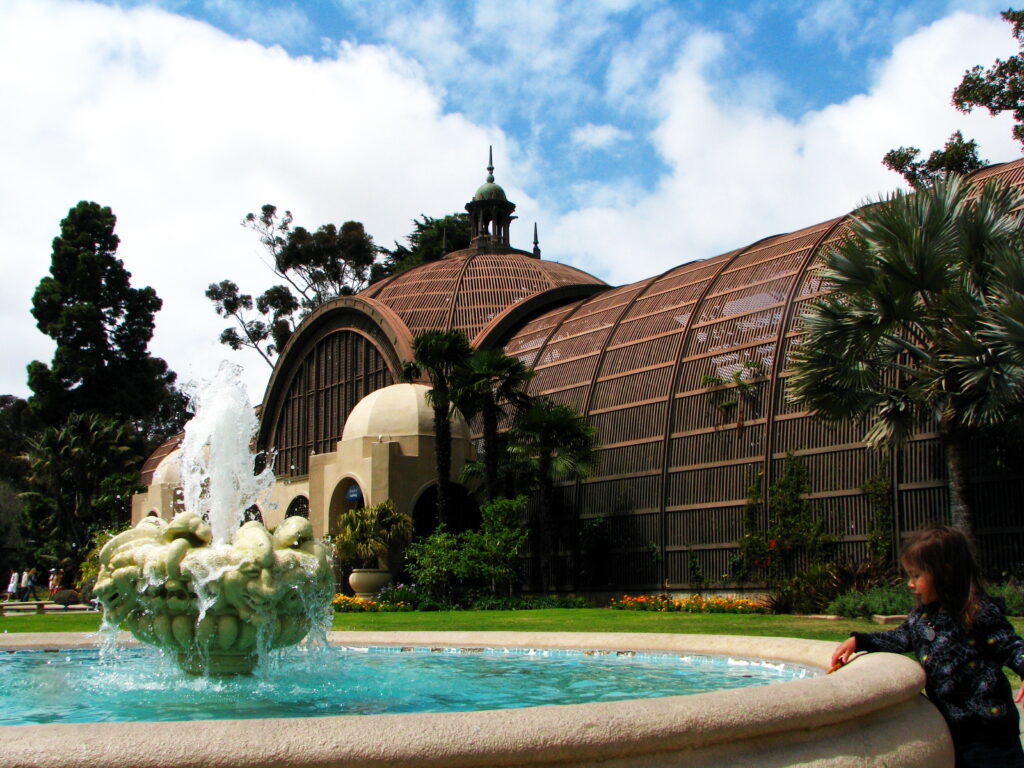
[940,418,975,541]
[537,451,554,593]
[434,385,451,528]
[482,402,498,503]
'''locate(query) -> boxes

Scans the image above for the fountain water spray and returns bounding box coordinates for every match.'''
[94,362,333,675]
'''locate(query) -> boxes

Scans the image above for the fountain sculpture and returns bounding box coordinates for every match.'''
[93,362,333,675]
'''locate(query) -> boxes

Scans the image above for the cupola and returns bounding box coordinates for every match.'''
[465,147,522,253]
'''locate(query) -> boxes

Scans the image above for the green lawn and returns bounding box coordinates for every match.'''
[7,608,1024,647]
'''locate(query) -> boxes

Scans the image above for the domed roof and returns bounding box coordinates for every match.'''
[341,383,470,443]
[151,448,182,487]
[362,250,607,341]
[473,180,507,202]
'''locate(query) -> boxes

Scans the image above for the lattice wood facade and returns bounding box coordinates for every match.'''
[255,158,1024,591]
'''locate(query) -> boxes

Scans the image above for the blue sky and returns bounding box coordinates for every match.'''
[0,0,1020,400]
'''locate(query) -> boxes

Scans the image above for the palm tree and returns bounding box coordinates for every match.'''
[410,330,473,527]
[788,176,1024,537]
[510,398,596,592]
[333,499,413,570]
[22,412,140,563]
[453,348,535,502]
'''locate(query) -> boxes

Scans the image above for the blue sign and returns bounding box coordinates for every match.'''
[346,484,363,503]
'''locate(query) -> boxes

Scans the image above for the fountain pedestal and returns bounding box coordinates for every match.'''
[95,513,333,676]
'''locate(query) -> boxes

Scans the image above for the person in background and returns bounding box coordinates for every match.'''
[832,525,1024,768]
[18,568,36,601]
[4,569,18,601]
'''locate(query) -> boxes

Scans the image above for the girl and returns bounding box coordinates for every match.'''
[832,525,1024,767]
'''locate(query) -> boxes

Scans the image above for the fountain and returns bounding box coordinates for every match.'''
[92,362,333,675]
[0,366,954,767]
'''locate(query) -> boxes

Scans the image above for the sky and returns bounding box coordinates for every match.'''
[1,0,1021,404]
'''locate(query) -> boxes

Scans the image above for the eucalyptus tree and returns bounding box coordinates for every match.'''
[409,330,473,527]
[454,348,535,502]
[788,176,1024,537]
[509,399,596,592]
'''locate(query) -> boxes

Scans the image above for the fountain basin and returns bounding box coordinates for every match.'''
[0,630,951,767]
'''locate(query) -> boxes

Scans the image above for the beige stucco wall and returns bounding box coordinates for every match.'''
[131,384,475,539]
[0,631,953,768]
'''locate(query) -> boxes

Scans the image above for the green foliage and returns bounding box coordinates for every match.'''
[210,205,377,366]
[410,329,474,527]
[459,496,529,595]
[827,586,914,618]
[28,201,183,437]
[883,131,986,189]
[403,496,530,603]
[452,348,534,502]
[700,359,764,422]
[952,9,1024,149]
[333,499,413,570]
[862,472,894,564]
[734,472,767,580]
[788,176,1024,533]
[0,396,39,489]
[75,523,131,595]
[373,213,471,282]
[21,414,141,568]
[687,551,704,588]
[509,398,597,592]
[766,454,833,574]
[404,525,466,603]
[988,583,1024,616]
[0,481,24,572]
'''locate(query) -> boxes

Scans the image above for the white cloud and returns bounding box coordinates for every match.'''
[549,11,1022,287]
[0,0,507,402]
[571,123,630,150]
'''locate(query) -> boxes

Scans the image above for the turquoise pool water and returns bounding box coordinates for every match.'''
[0,645,817,725]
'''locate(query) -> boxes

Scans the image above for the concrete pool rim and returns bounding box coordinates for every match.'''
[0,630,952,767]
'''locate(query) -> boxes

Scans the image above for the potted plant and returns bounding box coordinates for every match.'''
[334,499,413,600]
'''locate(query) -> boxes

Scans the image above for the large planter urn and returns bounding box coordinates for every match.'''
[349,568,392,600]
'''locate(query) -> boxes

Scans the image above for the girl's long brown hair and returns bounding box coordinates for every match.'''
[901,525,985,630]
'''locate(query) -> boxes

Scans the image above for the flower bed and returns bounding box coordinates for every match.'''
[609,593,764,613]
[332,594,412,613]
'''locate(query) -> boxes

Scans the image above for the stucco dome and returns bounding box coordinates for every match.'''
[151,448,182,486]
[341,383,471,443]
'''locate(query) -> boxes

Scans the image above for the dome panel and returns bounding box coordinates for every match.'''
[363,250,606,340]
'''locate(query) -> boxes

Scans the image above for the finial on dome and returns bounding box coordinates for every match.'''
[486,145,495,183]
[533,222,541,258]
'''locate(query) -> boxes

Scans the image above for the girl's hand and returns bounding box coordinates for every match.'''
[830,637,858,673]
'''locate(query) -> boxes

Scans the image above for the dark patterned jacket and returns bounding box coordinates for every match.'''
[853,596,1024,740]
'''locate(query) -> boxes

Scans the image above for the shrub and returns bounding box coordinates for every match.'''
[988,583,1024,616]
[467,594,591,610]
[52,589,80,608]
[826,586,913,618]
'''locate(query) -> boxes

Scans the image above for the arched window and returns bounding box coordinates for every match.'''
[286,496,310,519]
[270,329,394,477]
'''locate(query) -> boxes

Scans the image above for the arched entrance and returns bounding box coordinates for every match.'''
[328,478,365,537]
[412,483,480,538]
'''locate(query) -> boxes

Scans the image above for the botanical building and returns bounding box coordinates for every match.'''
[134,157,1024,592]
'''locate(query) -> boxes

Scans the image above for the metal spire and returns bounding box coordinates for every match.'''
[486,145,494,183]
[533,222,541,258]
